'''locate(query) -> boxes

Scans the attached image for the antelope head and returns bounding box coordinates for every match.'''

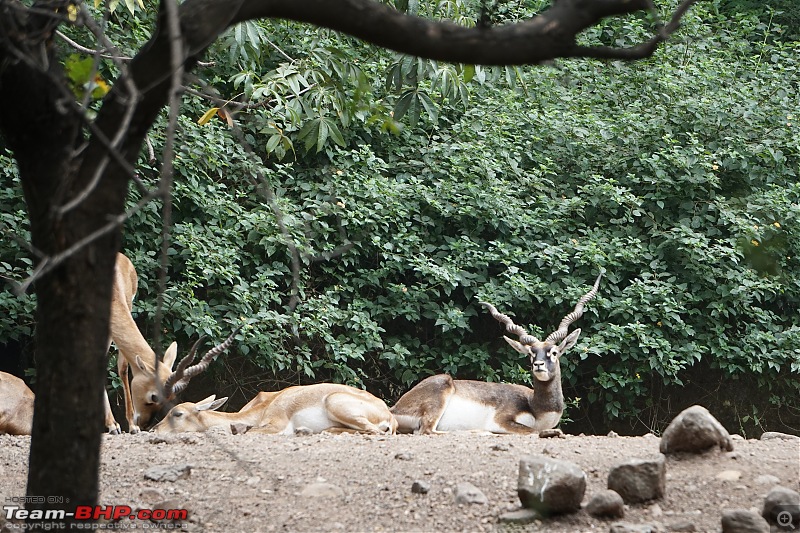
[153,395,229,433]
[131,330,239,430]
[481,274,602,383]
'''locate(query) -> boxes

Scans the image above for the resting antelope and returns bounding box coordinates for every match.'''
[0,371,34,435]
[391,275,601,434]
[105,253,237,433]
[154,383,398,435]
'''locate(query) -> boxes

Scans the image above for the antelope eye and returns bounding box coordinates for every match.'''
[149,393,159,403]
[173,411,183,418]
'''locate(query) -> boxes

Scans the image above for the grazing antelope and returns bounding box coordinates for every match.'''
[0,371,34,435]
[154,383,397,435]
[391,275,602,434]
[105,253,237,433]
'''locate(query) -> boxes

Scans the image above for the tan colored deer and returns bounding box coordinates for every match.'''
[105,253,237,433]
[0,371,34,435]
[153,383,397,435]
[391,275,601,434]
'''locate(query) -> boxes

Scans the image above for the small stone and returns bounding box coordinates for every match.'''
[753,474,780,486]
[144,464,192,482]
[721,509,769,533]
[230,423,251,435]
[207,425,231,436]
[760,431,800,441]
[539,428,565,439]
[586,490,625,518]
[394,452,413,461]
[498,508,540,524]
[667,520,697,532]
[650,503,663,517]
[491,443,510,452]
[294,427,313,436]
[411,480,430,494]
[138,488,165,504]
[300,482,344,499]
[716,470,742,482]
[454,482,488,505]
[608,430,619,438]
[608,455,666,504]
[609,523,665,533]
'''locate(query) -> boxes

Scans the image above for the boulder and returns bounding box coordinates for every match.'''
[518,455,586,515]
[660,405,733,454]
[608,455,666,504]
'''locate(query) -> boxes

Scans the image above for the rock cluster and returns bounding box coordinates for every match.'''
[497,405,797,533]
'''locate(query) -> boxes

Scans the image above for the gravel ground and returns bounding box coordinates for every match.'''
[0,431,797,532]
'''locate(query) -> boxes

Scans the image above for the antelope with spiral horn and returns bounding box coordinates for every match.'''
[105,253,238,433]
[391,274,602,434]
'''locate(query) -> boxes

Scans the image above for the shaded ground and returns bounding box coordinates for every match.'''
[0,431,798,532]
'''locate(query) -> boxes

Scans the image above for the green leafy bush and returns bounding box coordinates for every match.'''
[1,1,797,435]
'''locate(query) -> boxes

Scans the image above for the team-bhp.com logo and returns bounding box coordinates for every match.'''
[3,504,188,529]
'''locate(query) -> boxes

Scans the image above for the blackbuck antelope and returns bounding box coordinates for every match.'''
[391,275,602,434]
[0,371,34,435]
[105,253,237,433]
[154,383,398,435]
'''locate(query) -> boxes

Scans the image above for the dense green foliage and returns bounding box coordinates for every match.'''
[1,1,798,435]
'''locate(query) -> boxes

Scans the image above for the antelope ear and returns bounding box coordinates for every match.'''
[135,355,149,372]
[557,329,582,355]
[503,336,530,354]
[163,342,179,369]
[198,397,228,412]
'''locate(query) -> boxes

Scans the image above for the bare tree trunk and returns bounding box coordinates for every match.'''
[0,32,124,516]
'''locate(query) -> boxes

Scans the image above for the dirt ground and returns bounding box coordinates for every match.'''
[0,431,798,533]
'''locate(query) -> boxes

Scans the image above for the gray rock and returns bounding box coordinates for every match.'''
[721,509,770,533]
[586,489,625,518]
[144,464,192,482]
[411,480,430,494]
[660,405,733,454]
[498,508,540,524]
[762,486,800,525]
[754,474,780,486]
[608,455,666,504]
[300,482,344,499]
[609,523,665,533]
[667,520,697,532]
[539,428,565,439]
[518,455,586,515]
[230,423,251,435]
[760,431,800,441]
[394,452,413,461]
[454,482,488,505]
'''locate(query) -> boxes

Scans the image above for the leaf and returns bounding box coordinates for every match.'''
[197,107,220,126]
[417,92,438,123]
[463,64,475,83]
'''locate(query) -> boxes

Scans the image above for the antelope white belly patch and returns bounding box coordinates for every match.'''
[533,411,562,431]
[284,406,334,434]
[514,412,536,429]
[436,396,505,433]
